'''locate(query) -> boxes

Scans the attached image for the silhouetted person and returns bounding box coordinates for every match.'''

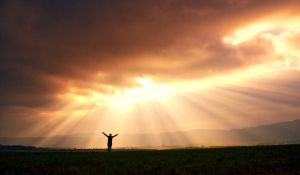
[102,132,118,152]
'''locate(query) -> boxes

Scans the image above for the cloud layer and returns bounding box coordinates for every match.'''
[1,0,299,105]
[1,0,300,139]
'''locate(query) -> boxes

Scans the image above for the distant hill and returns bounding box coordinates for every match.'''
[0,144,38,151]
[0,144,108,152]
[1,119,300,148]
[122,119,300,147]
[0,144,67,151]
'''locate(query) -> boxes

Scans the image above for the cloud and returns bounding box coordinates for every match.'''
[1,0,300,138]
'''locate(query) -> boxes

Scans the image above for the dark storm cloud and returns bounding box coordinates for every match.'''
[1,0,300,108]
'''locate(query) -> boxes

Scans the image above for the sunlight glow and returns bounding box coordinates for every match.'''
[223,17,300,71]
[31,15,300,148]
[57,17,300,115]
[107,77,175,108]
[223,22,274,45]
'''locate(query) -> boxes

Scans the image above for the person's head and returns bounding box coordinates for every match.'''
[109,133,112,136]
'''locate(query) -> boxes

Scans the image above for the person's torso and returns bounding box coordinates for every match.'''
[108,136,113,143]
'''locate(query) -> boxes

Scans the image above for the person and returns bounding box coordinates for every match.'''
[102,132,118,152]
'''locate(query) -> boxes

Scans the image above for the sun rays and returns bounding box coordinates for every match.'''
[30,71,300,147]
[31,70,300,147]
[13,15,300,148]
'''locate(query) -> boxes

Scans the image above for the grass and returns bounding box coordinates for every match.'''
[1,144,300,175]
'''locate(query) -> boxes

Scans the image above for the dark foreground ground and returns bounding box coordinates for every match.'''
[1,144,300,175]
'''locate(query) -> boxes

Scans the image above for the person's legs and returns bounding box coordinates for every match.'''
[108,143,112,152]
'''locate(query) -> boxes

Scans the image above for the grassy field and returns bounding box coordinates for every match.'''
[1,144,300,175]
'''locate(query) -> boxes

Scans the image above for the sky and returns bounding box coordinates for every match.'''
[1,0,300,148]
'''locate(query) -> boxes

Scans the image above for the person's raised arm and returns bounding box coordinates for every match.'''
[113,134,118,138]
[102,132,108,137]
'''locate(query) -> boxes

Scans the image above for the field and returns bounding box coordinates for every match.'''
[1,144,300,175]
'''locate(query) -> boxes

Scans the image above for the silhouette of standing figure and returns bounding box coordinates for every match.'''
[102,132,118,152]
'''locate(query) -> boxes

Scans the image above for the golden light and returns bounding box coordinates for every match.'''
[223,16,300,70]
[54,16,300,117]
[106,77,175,108]
[223,22,274,45]
[136,78,153,89]
[30,15,300,148]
